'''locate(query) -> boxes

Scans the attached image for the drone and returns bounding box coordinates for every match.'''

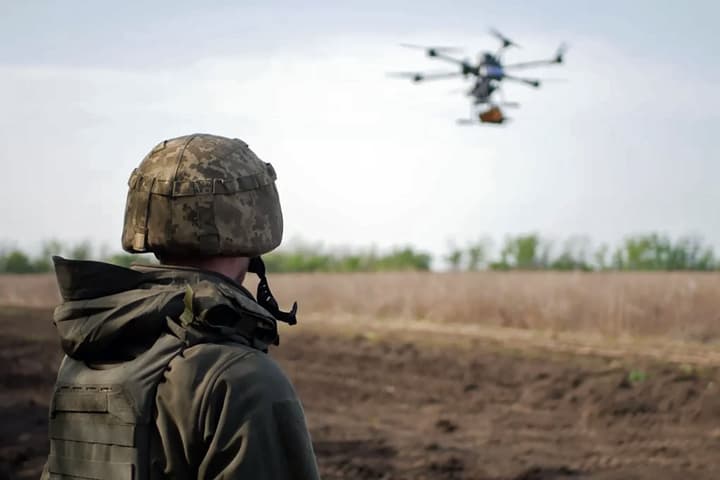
[389,29,567,125]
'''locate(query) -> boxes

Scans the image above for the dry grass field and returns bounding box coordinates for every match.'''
[264,271,720,341]
[3,271,720,342]
[3,271,720,479]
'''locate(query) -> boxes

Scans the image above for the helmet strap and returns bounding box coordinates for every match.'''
[248,257,298,325]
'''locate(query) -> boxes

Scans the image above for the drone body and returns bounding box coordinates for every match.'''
[390,30,567,125]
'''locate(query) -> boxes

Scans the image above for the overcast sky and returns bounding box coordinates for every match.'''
[1,0,719,259]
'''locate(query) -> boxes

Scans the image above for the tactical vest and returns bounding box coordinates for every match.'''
[46,332,185,480]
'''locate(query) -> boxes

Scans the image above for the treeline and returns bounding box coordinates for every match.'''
[0,240,152,274]
[0,233,717,274]
[446,233,716,271]
[264,246,432,272]
[267,233,717,272]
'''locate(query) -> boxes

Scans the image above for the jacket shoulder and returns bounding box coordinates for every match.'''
[165,341,298,413]
[203,343,298,406]
[155,341,317,478]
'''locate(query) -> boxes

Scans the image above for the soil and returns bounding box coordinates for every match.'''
[2,307,720,480]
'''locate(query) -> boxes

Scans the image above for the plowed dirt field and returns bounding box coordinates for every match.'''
[2,307,720,480]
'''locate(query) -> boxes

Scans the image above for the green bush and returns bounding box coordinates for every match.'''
[4,250,35,273]
[612,234,715,271]
[264,246,432,273]
[492,234,550,270]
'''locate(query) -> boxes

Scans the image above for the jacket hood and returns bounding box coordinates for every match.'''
[52,256,279,362]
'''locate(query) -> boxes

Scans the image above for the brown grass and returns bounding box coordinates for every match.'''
[258,271,720,343]
[0,274,59,308]
[2,271,719,343]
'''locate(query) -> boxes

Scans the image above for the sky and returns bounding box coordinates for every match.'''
[1,0,719,260]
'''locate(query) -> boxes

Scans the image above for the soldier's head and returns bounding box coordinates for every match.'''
[121,133,283,284]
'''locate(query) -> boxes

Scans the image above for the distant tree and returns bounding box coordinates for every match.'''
[42,239,65,257]
[0,234,716,275]
[31,257,53,273]
[466,237,492,271]
[376,247,432,271]
[445,248,463,271]
[494,234,549,270]
[593,244,610,271]
[611,234,716,271]
[550,236,593,271]
[663,236,715,270]
[31,239,65,272]
[617,234,659,270]
[4,250,35,273]
[264,250,333,273]
[611,246,625,270]
[69,241,93,261]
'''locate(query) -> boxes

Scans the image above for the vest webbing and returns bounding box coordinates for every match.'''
[47,333,184,480]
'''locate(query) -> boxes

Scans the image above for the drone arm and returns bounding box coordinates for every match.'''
[504,44,566,70]
[430,52,467,66]
[503,75,541,88]
[416,71,464,81]
[503,59,561,70]
[387,71,463,82]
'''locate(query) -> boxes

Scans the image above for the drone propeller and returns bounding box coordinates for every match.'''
[399,43,463,51]
[490,29,521,49]
[554,43,569,64]
[400,43,463,57]
[387,71,463,83]
[386,72,424,82]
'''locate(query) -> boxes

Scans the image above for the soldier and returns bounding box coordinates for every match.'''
[42,134,320,479]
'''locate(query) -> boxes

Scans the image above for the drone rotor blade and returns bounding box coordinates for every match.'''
[412,72,463,81]
[490,28,521,49]
[386,72,425,82]
[387,71,464,82]
[399,43,463,53]
[555,42,569,63]
[386,71,421,77]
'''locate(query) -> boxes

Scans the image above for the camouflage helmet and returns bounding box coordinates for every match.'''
[121,133,283,257]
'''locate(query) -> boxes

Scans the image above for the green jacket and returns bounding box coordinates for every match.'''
[42,257,319,479]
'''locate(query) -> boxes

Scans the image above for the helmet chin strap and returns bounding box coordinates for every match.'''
[248,257,298,325]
